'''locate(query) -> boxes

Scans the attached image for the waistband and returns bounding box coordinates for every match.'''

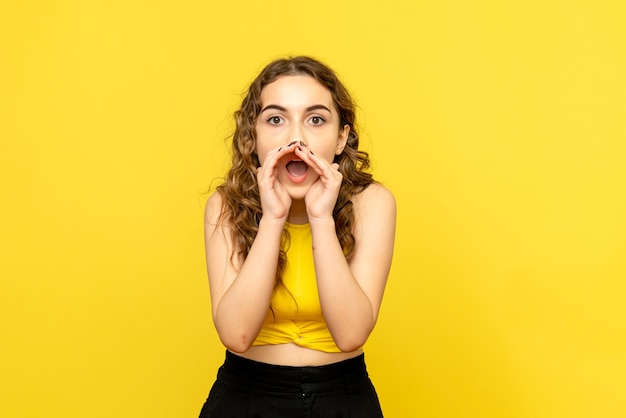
[218,350,370,393]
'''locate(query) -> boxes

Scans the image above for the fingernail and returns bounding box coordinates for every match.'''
[297,146,302,151]
[288,140,297,146]
[278,147,282,152]
[310,150,314,155]
[299,140,306,147]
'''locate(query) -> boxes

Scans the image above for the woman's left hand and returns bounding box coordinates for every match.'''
[295,145,342,221]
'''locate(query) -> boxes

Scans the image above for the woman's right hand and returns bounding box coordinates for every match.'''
[256,140,297,222]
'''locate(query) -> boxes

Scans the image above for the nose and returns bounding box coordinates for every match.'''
[288,124,307,146]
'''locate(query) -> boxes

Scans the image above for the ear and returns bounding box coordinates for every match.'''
[335,124,350,155]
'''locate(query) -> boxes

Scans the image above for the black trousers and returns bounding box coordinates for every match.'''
[199,350,384,418]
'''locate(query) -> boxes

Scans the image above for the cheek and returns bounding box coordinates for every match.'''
[323,151,338,164]
[317,137,341,162]
[254,126,282,166]
[255,141,273,166]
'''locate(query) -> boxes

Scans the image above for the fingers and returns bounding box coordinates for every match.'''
[294,144,341,182]
[258,139,341,185]
[257,140,299,180]
[268,140,299,165]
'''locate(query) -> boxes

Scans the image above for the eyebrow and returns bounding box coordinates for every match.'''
[260,104,332,113]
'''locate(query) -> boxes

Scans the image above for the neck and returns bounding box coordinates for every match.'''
[288,200,308,224]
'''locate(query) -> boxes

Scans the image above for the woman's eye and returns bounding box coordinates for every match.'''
[268,116,283,125]
[309,116,325,125]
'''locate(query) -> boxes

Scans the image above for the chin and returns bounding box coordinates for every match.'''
[285,186,311,201]
[278,173,316,201]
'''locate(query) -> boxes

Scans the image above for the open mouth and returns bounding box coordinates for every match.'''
[286,160,308,177]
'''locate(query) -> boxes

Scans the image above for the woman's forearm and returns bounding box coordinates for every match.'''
[309,218,376,352]
[213,218,285,352]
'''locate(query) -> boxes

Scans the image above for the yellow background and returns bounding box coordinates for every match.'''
[2,1,625,417]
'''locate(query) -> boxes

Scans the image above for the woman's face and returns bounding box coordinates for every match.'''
[255,75,349,199]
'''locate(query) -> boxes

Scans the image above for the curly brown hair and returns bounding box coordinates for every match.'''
[217,56,374,283]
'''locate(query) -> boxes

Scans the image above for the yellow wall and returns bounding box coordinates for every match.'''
[2,1,625,417]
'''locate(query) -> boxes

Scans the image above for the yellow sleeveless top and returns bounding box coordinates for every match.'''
[252,223,341,353]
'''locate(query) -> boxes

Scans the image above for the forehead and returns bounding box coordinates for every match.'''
[259,75,335,109]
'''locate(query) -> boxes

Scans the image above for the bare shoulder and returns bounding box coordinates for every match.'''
[204,190,225,226]
[352,182,396,219]
[348,182,396,306]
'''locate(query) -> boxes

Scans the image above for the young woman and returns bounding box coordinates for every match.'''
[200,56,396,417]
